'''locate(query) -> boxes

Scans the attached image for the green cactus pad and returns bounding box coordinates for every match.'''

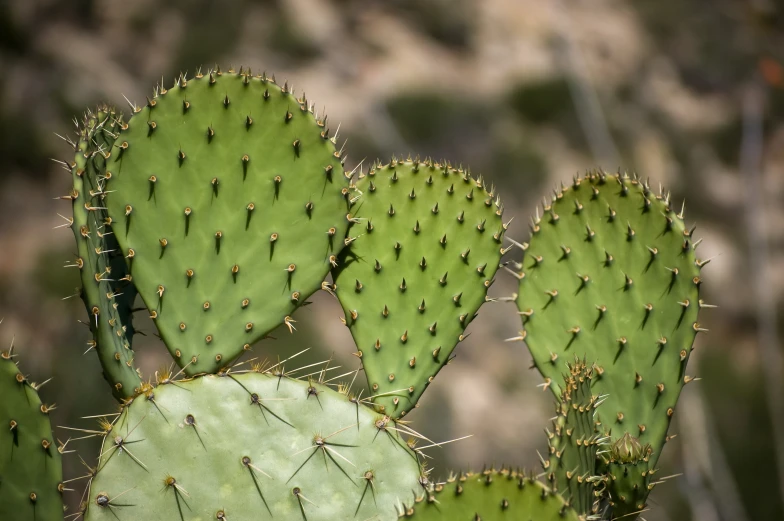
[516,172,701,464]
[543,360,604,517]
[0,348,63,521]
[82,371,422,521]
[401,470,580,520]
[70,107,142,400]
[104,68,350,374]
[333,159,505,417]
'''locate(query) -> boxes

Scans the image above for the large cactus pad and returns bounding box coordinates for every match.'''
[82,371,422,521]
[0,348,63,521]
[105,68,350,374]
[401,470,580,520]
[516,172,701,464]
[334,159,504,417]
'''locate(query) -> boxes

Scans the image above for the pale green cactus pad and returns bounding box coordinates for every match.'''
[334,159,505,417]
[0,348,63,521]
[104,68,350,375]
[401,470,580,520]
[82,370,422,521]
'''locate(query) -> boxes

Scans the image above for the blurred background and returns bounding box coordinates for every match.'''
[1,0,783,519]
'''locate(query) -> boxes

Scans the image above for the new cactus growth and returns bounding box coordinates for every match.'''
[543,360,605,518]
[104,69,350,375]
[401,470,581,520]
[334,160,505,417]
[0,67,706,521]
[0,345,63,521]
[70,107,141,400]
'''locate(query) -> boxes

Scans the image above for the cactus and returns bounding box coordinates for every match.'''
[82,370,422,521]
[70,106,141,400]
[401,470,581,520]
[333,159,505,417]
[543,360,605,518]
[103,68,350,375]
[0,345,63,521]
[515,172,702,517]
[0,68,706,521]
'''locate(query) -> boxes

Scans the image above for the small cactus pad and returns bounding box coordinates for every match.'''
[544,360,604,517]
[334,159,504,417]
[516,172,701,464]
[0,348,64,521]
[104,69,349,374]
[71,107,141,400]
[82,371,422,521]
[401,470,580,520]
[604,434,654,519]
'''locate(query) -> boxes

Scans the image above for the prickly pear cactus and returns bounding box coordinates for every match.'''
[82,370,422,521]
[334,159,505,417]
[70,106,141,400]
[104,68,350,375]
[515,172,702,465]
[401,470,580,520]
[0,347,63,521]
[33,68,709,521]
[543,360,604,518]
